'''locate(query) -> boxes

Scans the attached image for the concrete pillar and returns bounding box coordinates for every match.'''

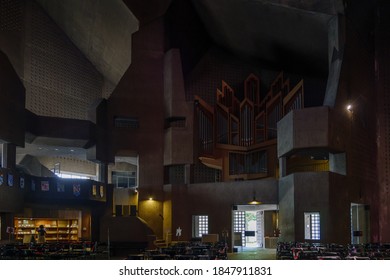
[97,163,108,184]
[279,156,287,178]
[1,143,16,169]
[184,164,191,184]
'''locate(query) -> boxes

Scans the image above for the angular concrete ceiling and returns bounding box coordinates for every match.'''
[36,0,139,86]
[35,0,343,86]
[192,0,343,75]
[22,0,344,161]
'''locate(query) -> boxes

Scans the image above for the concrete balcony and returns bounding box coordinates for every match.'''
[277,106,330,157]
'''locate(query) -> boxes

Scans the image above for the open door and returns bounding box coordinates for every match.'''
[232,204,278,251]
[256,210,264,248]
[351,203,370,244]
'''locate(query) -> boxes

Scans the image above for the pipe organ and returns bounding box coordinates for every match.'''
[195,72,304,181]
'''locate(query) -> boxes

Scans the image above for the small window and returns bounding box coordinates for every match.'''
[114,117,139,128]
[56,172,92,180]
[192,215,208,238]
[112,171,137,188]
[304,212,320,240]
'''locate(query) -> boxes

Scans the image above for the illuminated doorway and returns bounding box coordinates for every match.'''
[351,203,370,244]
[232,204,278,250]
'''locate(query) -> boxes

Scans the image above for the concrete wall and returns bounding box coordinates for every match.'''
[169,178,278,242]
[17,155,54,177]
[374,1,390,243]
[0,51,25,146]
[107,15,166,237]
[23,1,104,120]
[163,49,194,166]
[278,174,295,241]
[0,183,24,212]
[279,171,359,244]
[113,188,138,208]
[277,106,330,157]
[38,156,97,177]
[330,1,377,242]
[279,172,329,243]
[0,0,24,78]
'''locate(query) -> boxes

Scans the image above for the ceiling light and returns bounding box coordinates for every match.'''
[248,193,261,205]
[248,199,261,205]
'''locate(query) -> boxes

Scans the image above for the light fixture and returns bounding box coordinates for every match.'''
[148,197,153,201]
[346,104,353,112]
[248,192,261,205]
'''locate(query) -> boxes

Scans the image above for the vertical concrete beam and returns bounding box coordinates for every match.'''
[324,15,345,107]
[279,157,287,178]
[163,49,194,166]
[1,143,16,169]
[97,163,108,184]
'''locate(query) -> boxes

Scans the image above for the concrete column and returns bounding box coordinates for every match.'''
[1,143,16,169]
[279,156,287,178]
[97,162,108,184]
[184,164,191,184]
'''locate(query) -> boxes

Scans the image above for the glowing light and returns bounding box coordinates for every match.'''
[248,193,261,205]
[346,104,353,112]
[248,199,261,205]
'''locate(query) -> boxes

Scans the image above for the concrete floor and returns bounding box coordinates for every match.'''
[228,247,276,260]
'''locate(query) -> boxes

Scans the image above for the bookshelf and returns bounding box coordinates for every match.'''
[14,218,79,242]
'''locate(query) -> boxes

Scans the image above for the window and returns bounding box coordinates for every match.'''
[192,215,208,238]
[56,172,92,179]
[233,211,246,247]
[304,212,320,240]
[114,117,139,128]
[112,171,137,188]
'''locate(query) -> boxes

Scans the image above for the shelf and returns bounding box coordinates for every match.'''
[14,218,79,242]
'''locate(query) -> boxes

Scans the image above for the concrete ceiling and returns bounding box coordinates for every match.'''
[20,0,343,161]
[35,0,342,87]
[36,0,139,86]
[192,0,342,75]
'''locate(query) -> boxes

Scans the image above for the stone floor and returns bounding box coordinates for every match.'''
[228,247,276,260]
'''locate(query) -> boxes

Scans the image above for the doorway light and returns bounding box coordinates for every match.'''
[248,194,261,205]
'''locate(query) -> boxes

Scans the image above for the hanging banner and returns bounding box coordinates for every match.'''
[41,181,49,191]
[57,182,65,192]
[73,183,81,196]
[8,174,13,186]
[99,185,104,198]
[20,177,25,189]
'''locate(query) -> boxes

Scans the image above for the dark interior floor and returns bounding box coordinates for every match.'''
[228,247,277,260]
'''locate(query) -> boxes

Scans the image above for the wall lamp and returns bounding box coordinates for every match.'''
[346,104,353,112]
